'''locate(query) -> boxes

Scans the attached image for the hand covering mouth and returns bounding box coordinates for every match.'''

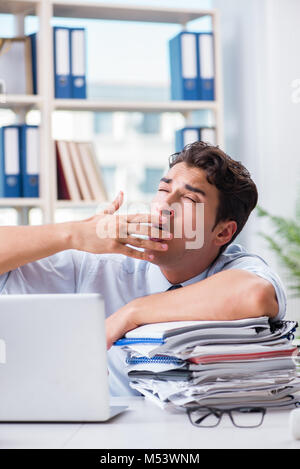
[150,223,172,242]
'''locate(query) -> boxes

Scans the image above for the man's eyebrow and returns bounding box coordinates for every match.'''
[160,177,172,184]
[160,178,206,196]
[185,184,206,196]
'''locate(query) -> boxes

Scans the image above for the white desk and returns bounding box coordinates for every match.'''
[0,397,300,449]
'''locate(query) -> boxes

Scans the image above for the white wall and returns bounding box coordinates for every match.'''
[214,0,300,320]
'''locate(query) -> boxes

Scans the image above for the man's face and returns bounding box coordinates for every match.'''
[148,162,221,267]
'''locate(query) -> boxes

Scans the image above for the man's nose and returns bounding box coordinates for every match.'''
[151,200,174,222]
[153,199,174,216]
[160,208,174,218]
[160,191,178,210]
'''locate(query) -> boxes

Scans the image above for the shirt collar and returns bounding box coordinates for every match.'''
[146,262,209,295]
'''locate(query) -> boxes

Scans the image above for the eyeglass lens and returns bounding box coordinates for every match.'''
[230,408,265,428]
[189,408,221,427]
[188,407,265,428]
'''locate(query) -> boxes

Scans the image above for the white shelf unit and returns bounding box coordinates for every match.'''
[54,98,219,113]
[0,94,42,109]
[0,0,224,224]
[0,197,43,207]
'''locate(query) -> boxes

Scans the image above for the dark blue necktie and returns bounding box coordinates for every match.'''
[167,284,183,291]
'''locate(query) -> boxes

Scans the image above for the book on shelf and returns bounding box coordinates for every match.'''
[169,31,198,101]
[56,140,81,201]
[175,126,216,152]
[198,32,215,101]
[70,28,87,99]
[19,124,39,198]
[0,124,39,198]
[0,37,33,95]
[68,141,93,201]
[0,125,21,198]
[30,27,86,99]
[169,31,215,101]
[56,140,107,202]
[78,142,107,201]
[53,27,72,99]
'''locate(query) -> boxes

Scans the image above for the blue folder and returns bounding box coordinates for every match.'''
[169,31,198,100]
[175,127,217,152]
[29,33,37,94]
[19,125,39,198]
[70,27,87,99]
[197,32,215,101]
[53,26,72,98]
[175,127,201,152]
[0,126,21,198]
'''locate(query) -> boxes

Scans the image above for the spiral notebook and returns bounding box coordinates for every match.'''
[114,318,297,358]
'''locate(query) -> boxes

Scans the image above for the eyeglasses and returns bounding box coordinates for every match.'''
[187,406,266,428]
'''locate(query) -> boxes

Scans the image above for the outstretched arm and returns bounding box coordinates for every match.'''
[105,269,279,348]
[0,192,170,275]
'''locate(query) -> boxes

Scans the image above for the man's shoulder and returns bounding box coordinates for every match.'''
[220,243,250,260]
[210,243,269,273]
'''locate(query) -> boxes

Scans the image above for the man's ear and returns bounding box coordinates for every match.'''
[214,220,237,247]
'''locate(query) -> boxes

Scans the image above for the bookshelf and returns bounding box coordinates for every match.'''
[52,1,214,24]
[0,197,42,207]
[0,94,42,109]
[0,0,224,224]
[54,99,218,113]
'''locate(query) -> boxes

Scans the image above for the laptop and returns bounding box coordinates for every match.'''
[0,293,127,422]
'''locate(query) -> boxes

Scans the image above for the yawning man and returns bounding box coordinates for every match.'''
[0,142,286,395]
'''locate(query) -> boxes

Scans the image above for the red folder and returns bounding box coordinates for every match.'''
[188,347,298,365]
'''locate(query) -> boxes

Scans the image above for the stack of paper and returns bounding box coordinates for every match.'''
[114,317,300,410]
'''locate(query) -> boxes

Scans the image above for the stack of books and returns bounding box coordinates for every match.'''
[56,140,107,202]
[114,317,300,411]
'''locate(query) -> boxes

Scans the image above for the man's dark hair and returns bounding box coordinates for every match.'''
[169,141,258,252]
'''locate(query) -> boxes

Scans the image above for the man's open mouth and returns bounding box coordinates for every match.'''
[150,224,170,242]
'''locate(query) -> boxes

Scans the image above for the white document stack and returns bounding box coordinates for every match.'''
[114,317,300,411]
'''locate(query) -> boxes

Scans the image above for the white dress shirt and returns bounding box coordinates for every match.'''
[0,243,287,396]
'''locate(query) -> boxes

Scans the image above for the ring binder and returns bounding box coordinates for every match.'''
[0,125,21,198]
